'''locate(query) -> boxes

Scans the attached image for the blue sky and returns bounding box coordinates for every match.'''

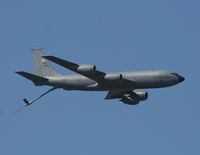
[0,0,199,154]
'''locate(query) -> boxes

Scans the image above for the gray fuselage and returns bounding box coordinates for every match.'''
[47,70,184,91]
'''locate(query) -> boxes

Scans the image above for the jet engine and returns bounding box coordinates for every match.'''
[77,65,96,74]
[134,91,148,101]
[120,96,139,105]
[120,91,148,105]
[104,74,123,82]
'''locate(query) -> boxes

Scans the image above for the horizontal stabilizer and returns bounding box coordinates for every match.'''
[16,71,48,86]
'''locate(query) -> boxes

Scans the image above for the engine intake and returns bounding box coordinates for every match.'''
[77,65,96,74]
[134,91,148,101]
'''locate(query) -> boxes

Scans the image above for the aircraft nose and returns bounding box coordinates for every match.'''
[171,72,185,83]
[178,75,185,82]
[176,74,185,82]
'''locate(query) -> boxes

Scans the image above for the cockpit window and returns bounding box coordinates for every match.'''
[170,72,182,79]
[170,72,179,76]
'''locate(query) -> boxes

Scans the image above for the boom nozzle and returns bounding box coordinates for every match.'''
[23,98,31,105]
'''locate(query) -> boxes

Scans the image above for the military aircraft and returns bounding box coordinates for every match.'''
[16,48,185,111]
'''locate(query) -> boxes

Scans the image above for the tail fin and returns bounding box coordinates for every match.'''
[31,48,60,77]
[16,71,48,86]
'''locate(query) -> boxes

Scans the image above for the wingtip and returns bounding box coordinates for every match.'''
[15,71,26,75]
[15,71,23,74]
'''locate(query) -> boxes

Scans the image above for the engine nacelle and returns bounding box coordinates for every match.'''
[134,91,148,101]
[77,65,96,74]
[120,92,148,105]
[104,74,123,82]
[120,96,139,105]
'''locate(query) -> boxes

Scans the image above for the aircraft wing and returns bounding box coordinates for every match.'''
[105,91,124,99]
[105,91,141,105]
[105,90,138,99]
[16,71,48,86]
[43,56,106,83]
[43,56,136,86]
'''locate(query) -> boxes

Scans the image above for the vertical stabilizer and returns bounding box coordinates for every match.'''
[31,48,60,77]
